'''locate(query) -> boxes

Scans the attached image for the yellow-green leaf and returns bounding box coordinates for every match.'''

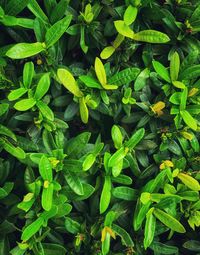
[133,30,170,43]
[172,81,185,89]
[113,34,124,48]
[57,68,83,97]
[180,110,197,131]
[103,84,118,90]
[14,98,36,111]
[170,51,180,81]
[124,5,138,26]
[95,57,107,86]
[177,173,200,191]
[100,46,115,60]
[114,20,134,39]
[6,42,45,59]
[79,97,89,124]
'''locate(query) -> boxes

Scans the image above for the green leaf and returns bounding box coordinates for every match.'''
[102,232,110,255]
[27,0,49,23]
[57,68,83,97]
[172,81,185,89]
[6,42,45,59]
[21,217,44,241]
[82,154,96,171]
[179,65,200,80]
[45,15,72,48]
[42,182,54,211]
[180,88,188,110]
[36,100,54,121]
[183,240,200,252]
[34,73,50,100]
[112,158,123,177]
[39,155,53,181]
[10,87,28,103]
[63,183,94,201]
[111,174,132,185]
[106,67,141,87]
[23,62,34,89]
[144,208,156,249]
[79,75,102,89]
[114,20,134,39]
[5,0,29,16]
[108,147,127,167]
[150,242,179,254]
[0,103,9,116]
[40,205,58,221]
[124,5,138,26]
[50,0,69,23]
[133,201,151,231]
[153,208,186,233]
[180,110,197,131]
[42,243,66,255]
[2,140,25,159]
[80,25,88,53]
[152,60,171,83]
[125,128,145,150]
[112,186,138,201]
[79,97,89,124]
[65,217,81,234]
[64,172,84,195]
[0,124,16,141]
[95,57,107,87]
[100,176,111,214]
[56,203,72,218]
[100,46,115,60]
[1,16,34,29]
[14,98,36,111]
[170,51,180,81]
[134,68,150,91]
[133,30,170,43]
[111,125,123,149]
[112,224,134,247]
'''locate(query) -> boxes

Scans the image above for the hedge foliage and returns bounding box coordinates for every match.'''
[0,0,200,254]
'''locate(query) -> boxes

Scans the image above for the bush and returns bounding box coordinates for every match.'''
[0,0,200,254]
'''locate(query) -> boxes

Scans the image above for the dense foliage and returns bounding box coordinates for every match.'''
[0,0,200,254]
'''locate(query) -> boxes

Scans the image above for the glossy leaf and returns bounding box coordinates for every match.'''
[180,110,197,131]
[124,5,138,26]
[39,155,53,181]
[125,128,145,150]
[133,30,170,43]
[177,173,200,191]
[114,20,134,39]
[34,73,50,100]
[144,208,156,249]
[21,217,44,241]
[95,57,107,87]
[100,46,115,60]
[152,60,171,83]
[42,182,54,211]
[64,172,84,195]
[57,68,83,97]
[6,42,45,59]
[153,208,186,233]
[170,51,180,81]
[45,15,72,48]
[100,176,111,214]
[14,98,36,111]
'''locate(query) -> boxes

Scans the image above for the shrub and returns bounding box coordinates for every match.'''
[0,0,200,254]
